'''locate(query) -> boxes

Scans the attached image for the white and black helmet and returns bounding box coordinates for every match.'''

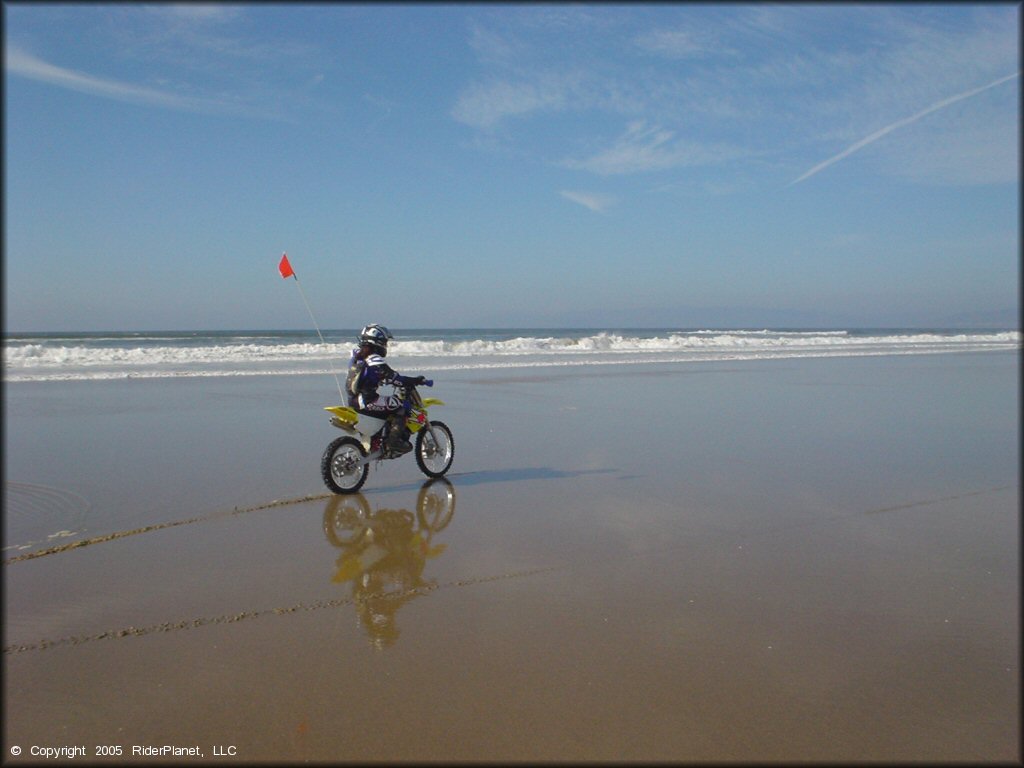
[358,324,393,354]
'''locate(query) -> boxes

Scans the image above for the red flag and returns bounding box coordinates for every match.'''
[278,253,295,279]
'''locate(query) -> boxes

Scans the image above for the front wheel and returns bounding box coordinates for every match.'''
[322,436,369,494]
[417,478,456,532]
[415,420,454,478]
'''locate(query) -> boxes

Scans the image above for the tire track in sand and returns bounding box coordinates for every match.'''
[4,493,335,565]
[3,566,562,655]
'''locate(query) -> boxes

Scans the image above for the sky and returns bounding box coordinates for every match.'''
[3,2,1020,331]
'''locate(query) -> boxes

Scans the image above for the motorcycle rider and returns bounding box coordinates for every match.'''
[346,324,426,455]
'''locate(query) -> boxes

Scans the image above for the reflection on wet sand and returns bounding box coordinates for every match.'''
[323,479,456,649]
[6,477,554,656]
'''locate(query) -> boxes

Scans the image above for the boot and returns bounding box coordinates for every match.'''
[385,413,412,455]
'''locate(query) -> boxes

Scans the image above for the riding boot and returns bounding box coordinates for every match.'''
[386,413,413,454]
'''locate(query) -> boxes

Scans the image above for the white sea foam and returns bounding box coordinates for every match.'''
[4,330,1019,382]
[389,331,1021,357]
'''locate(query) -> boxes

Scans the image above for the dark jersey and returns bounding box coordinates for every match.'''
[346,348,413,405]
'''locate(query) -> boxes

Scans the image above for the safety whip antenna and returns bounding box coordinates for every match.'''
[278,253,346,403]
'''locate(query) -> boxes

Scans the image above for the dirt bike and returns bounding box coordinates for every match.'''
[321,380,454,494]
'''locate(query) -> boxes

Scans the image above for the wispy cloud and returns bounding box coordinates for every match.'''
[788,71,1021,186]
[451,71,582,129]
[4,5,330,122]
[560,190,615,213]
[633,27,731,60]
[4,45,227,113]
[4,29,318,122]
[154,4,241,23]
[120,4,307,67]
[562,120,742,176]
[455,6,1018,188]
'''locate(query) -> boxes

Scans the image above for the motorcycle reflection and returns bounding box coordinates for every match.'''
[322,479,456,649]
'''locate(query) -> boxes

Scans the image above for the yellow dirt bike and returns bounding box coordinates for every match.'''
[321,380,454,494]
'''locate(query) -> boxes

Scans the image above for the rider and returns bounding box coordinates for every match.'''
[346,324,426,455]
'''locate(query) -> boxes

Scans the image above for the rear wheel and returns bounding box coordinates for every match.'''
[415,421,454,478]
[322,436,369,494]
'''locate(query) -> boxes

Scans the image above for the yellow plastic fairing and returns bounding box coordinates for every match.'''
[324,406,359,426]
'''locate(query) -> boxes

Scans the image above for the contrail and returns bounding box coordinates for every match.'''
[789,71,1020,187]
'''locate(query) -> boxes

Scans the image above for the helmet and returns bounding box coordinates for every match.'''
[358,324,393,355]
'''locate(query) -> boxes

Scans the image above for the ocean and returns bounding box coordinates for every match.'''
[3,327,1020,383]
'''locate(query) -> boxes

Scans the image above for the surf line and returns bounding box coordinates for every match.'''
[3,493,335,566]
[3,565,564,655]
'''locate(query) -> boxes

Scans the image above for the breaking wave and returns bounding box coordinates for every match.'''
[4,329,1019,382]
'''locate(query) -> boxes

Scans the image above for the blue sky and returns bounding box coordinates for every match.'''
[4,3,1020,331]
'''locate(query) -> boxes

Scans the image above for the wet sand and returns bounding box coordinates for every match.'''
[3,353,1019,762]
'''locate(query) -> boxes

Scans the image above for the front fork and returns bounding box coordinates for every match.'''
[407,407,441,452]
[420,421,442,455]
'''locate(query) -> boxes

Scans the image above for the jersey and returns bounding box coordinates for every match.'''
[346,348,409,412]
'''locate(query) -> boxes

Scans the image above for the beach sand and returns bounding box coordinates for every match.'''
[3,352,1019,762]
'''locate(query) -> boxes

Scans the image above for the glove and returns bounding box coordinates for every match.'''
[422,379,433,387]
